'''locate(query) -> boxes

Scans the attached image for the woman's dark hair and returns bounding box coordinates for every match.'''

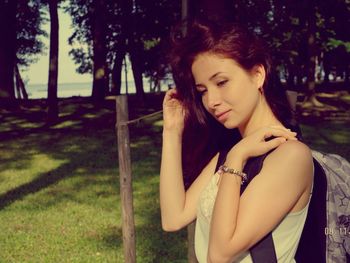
[167,19,295,188]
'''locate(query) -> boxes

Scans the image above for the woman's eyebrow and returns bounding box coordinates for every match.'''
[209,72,223,80]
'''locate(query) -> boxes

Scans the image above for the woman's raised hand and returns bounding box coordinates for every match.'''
[228,126,298,163]
[162,89,186,135]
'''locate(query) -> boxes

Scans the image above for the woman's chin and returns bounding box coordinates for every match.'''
[221,120,238,129]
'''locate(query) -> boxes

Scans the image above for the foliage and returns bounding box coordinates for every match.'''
[4,0,349,101]
[230,0,350,91]
[65,0,181,79]
[0,0,47,100]
[65,0,93,74]
[60,1,350,97]
[16,0,47,68]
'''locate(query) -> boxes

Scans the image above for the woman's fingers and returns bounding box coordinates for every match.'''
[163,90,174,103]
[228,125,298,160]
[163,89,181,106]
[264,137,287,151]
[165,88,179,99]
[264,126,297,141]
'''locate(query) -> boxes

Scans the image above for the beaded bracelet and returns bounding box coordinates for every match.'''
[218,165,248,185]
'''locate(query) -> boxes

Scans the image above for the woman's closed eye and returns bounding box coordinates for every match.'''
[196,86,207,95]
[217,80,228,87]
[197,89,207,95]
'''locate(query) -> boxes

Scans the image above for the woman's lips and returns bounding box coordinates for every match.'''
[216,110,231,122]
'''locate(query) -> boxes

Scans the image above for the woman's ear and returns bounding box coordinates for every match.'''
[252,64,266,89]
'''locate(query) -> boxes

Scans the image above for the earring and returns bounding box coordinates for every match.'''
[258,87,263,94]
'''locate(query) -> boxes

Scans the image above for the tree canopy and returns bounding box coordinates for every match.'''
[1,0,349,105]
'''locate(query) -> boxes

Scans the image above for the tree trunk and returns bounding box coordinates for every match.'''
[110,0,132,96]
[323,52,330,84]
[0,0,17,102]
[111,46,126,95]
[14,64,21,99]
[129,50,145,101]
[47,0,59,124]
[15,77,21,99]
[91,0,108,103]
[15,64,28,100]
[304,4,323,107]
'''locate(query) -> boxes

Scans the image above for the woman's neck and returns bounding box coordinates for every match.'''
[238,96,283,138]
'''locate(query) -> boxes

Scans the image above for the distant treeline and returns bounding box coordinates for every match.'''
[0,1,349,110]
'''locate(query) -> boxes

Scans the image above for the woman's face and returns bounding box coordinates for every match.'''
[191,52,265,129]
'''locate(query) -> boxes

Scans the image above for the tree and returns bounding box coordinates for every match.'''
[0,0,46,105]
[67,0,181,102]
[66,0,110,103]
[90,0,108,102]
[47,0,59,123]
[17,0,47,100]
[0,0,17,102]
[14,64,28,99]
[109,0,131,96]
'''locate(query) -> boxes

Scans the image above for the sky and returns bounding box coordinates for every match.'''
[21,8,92,85]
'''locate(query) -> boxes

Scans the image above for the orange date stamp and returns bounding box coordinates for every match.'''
[324,227,350,236]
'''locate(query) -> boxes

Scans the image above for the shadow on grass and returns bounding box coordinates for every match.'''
[0,170,71,210]
[0,96,162,204]
[0,124,118,210]
[0,98,185,261]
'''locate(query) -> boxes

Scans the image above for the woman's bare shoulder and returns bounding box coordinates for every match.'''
[270,140,311,160]
[273,140,312,159]
[263,140,313,178]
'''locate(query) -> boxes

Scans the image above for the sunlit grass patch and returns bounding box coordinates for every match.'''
[0,153,68,195]
[52,120,82,129]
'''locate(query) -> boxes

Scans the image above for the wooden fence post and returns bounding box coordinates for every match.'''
[116,95,136,263]
[188,221,198,263]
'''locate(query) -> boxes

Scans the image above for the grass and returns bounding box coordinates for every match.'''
[0,93,349,262]
[0,97,186,263]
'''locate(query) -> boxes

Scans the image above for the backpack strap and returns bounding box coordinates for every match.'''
[295,158,327,263]
[215,150,277,263]
[215,148,230,173]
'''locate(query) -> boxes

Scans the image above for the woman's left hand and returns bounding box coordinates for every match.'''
[228,126,298,163]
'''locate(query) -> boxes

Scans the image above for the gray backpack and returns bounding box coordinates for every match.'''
[311,150,350,263]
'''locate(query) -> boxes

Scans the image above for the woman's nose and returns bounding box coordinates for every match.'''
[207,89,221,109]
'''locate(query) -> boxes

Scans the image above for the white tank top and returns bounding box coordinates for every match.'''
[195,171,313,263]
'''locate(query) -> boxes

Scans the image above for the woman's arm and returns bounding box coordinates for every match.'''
[207,128,313,262]
[160,130,185,231]
[160,89,218,231]
[160,131,219,231]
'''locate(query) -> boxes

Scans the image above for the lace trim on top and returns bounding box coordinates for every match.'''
[197,172,220,222]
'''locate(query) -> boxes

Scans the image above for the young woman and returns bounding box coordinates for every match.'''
[160,20,314,263]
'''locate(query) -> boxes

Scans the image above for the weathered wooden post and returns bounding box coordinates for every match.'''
[188,221,198,263]
[116,95,136,263]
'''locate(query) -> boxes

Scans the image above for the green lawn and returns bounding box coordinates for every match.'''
[0,95,349,262]
[0,98,186,263]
